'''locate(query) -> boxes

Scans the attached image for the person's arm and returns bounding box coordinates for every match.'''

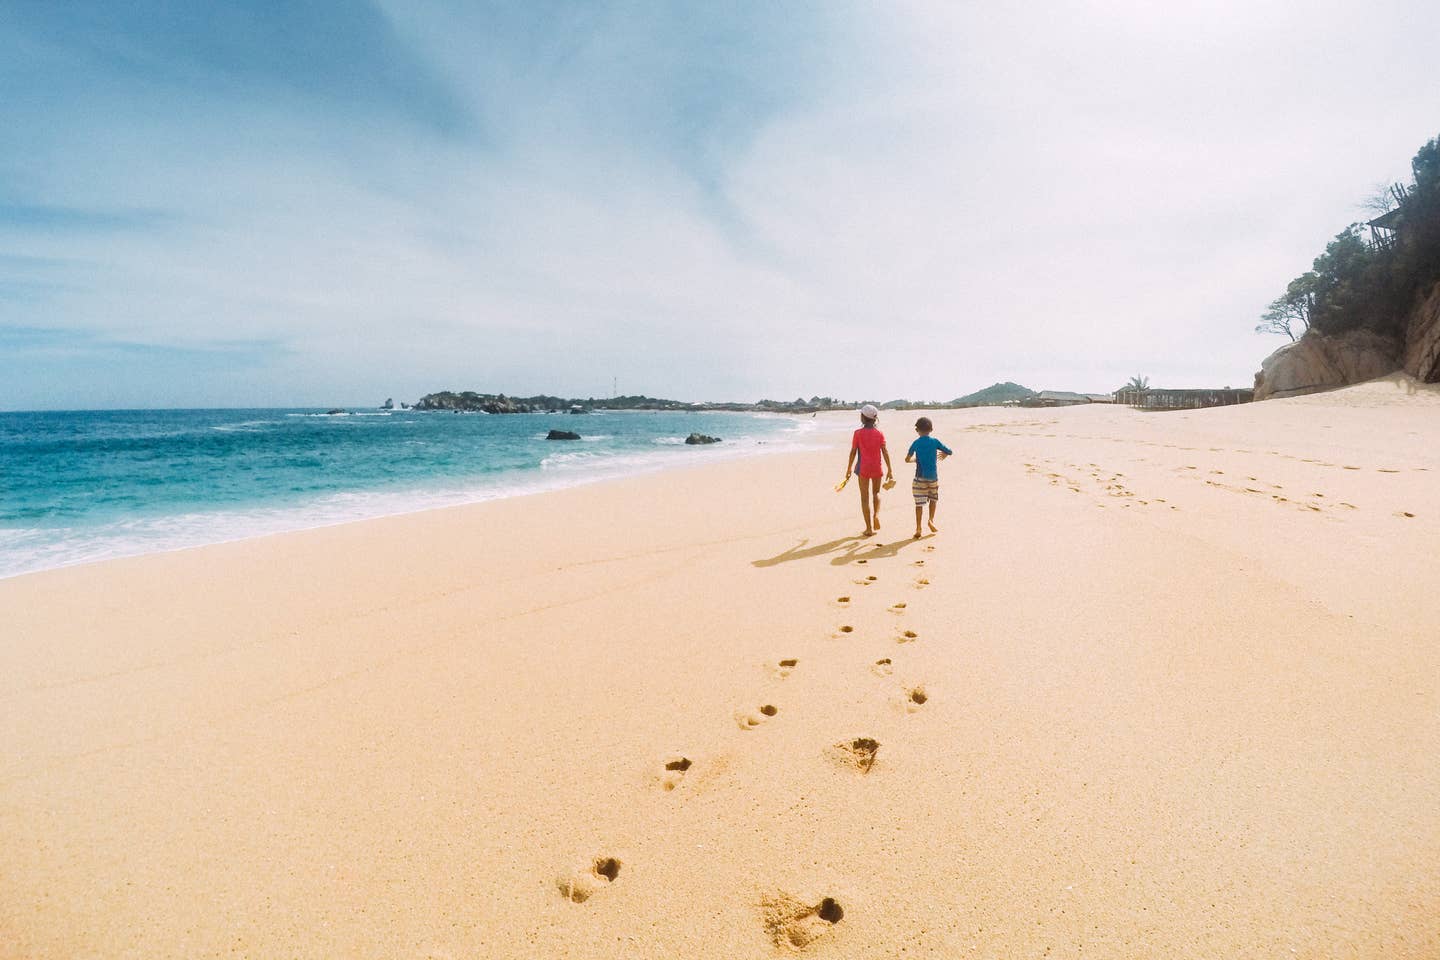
[881,442,893,479]
[938,440,953,460]
[905,440,916,464]
[845,445,857,478]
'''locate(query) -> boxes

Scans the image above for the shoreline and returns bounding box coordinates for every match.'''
[3,385,1438,958]
[0,409,834,582]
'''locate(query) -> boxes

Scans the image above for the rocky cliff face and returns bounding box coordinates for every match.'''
[1254,330,1403,400]
[1255,279,1440,399]
[1402,280,1440,383]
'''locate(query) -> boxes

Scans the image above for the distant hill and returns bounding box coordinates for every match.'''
[950,382,1037,407]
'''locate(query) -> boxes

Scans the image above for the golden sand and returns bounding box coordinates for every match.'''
[2,374,1438,958]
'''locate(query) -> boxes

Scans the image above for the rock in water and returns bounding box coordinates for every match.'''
[684,433,721,445]
[324,409,346,415]
[546,429,581,441]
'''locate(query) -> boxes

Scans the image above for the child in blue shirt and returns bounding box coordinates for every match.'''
[904,417,953,539]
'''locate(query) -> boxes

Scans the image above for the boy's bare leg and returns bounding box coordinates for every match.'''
[913,504,923,539]
[872,488,881,530]
[858,478,874,535]
[928,499,939,533]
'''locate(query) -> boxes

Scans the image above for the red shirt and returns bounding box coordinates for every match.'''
[852,427,887,478]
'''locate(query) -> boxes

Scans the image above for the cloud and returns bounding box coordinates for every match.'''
[1,1,1438,408]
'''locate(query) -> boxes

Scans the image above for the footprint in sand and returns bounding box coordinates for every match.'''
[828,737,880,773]
[896,630,918,644]
[871,658,894,677]
[904,686,928,714]
[833,625,855,638]
[833,595,852,608]
[913,578,930,590]
[761,893,845,950]
[888,602,907,614]
[736,704,779,729]
[776,658,799,679]
[910,560,925,568]
[558,856,623,903]
[661,757,692,791]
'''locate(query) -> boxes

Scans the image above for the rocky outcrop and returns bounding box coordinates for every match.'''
[1402,280,1440,382]
[414,392,538,413]
[1253,329,1404,400]
[546,430,581,440]
[685,433,721,445]
[1254,279,1440,399]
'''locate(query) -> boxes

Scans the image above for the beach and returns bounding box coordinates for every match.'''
[3,376,1438,958]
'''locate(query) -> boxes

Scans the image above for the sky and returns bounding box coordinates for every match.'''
[2,0,1438,409]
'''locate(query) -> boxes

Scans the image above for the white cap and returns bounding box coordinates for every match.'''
[860,404,879,419]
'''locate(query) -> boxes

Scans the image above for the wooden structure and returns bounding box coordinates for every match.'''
[1368,208,1402,250]
[1114,387,1253,410]
[1367,184,1409,250]
[1022,390,1091,407]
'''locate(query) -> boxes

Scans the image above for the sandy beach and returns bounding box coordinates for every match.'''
[3,375,1438,959]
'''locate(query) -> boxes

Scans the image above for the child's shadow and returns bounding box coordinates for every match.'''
[751,536,863,568]
[830,535,931,565]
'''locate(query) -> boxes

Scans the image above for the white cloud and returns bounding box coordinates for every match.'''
[3,0,1438,407]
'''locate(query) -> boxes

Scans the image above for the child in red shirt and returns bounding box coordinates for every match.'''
[844,404,893,536]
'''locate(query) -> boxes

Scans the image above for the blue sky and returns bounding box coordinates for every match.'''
[3,0,1438,409]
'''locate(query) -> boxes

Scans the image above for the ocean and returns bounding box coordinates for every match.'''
[0,407,820,579]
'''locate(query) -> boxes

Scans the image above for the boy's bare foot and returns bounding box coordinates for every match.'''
[928,521,939,533]
[873,514,881,530]
[912,530,922,539]
[862,528,875,537]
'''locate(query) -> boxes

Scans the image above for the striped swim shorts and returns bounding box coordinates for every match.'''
[912,478,939,505]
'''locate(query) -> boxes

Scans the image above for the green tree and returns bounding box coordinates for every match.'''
[1256,133,1440,345]
[1400,136,1440,291]
[1256,273,1315,341]
[1294,225,1404,336]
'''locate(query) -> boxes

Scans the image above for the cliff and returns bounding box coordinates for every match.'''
[1255,279,1440,400]
[1401,280,1440,383]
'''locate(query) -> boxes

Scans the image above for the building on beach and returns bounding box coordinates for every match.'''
[1114,387,1254,409]
[1023,390,1093,407]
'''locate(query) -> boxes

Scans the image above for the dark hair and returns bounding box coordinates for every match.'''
[914,416,933,432]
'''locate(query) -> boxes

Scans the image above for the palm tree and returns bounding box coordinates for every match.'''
[1121,375,1150,407]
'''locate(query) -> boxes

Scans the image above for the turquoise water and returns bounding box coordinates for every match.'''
[0,408,818,578]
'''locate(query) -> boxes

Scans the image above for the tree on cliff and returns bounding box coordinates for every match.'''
[1256,274,1315,340]
[1257,132,1440,342]
[1401,136,1440,291]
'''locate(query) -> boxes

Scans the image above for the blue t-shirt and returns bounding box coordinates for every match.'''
[906,435,952,480]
